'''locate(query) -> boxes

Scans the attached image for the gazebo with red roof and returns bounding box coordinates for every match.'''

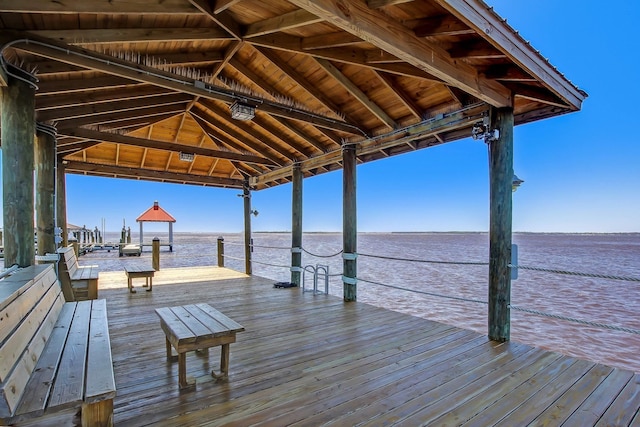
[136,201,176,252]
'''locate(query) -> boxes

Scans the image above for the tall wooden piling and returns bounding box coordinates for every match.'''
[56,159,68,248]
[243,181,252,275]
[36,123,57,256]
[343,145,357,302]
[488,106,514,342]
[291,164,303,286]
[1,70,37,267]
[152,237,160,271]
[217,236,225,267]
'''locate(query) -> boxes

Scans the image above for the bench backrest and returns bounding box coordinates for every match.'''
[57,246,78,301]
[0,264,64,418]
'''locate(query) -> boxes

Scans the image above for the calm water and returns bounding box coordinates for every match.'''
[82,232,640,373]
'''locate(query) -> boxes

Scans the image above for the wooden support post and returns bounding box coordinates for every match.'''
[36,123,57,256]
[343,145,357,302]
[488,106,514,342]
[291,164,303,286]
[152,237,160,271]
[169,222,174,252]
[139,221,143,247]
[217,236,225,267]
[1,70,37,267]
[243,180,252,275]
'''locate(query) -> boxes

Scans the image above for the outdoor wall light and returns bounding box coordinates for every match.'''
[230,101,255,121]
[512,174,524,192]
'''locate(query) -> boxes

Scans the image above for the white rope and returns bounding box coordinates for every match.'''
[509,305,640,335]
[510,264,640,282]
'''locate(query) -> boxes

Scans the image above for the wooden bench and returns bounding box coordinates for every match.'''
[124,265,155,293]
[0,264,115,426]
[57,246,100,301]
[155,303,245,389]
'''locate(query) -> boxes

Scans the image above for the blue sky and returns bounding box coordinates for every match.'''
[5,1,640,233]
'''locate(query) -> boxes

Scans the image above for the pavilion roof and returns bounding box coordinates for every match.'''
[0,0,586,190]
[136,201,176,223]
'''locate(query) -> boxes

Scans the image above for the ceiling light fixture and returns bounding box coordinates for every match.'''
[179,152,195,162]
[230,101,255,121]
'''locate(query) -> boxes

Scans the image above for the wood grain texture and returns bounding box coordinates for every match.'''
[62,266,637,426]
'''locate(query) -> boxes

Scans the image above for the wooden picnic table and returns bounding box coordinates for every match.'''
[155,303,245,389]
[124,264,155,293]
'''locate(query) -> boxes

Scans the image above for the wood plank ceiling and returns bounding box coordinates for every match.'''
[0,0,586,190]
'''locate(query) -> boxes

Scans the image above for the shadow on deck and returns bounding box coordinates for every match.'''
[88,267,640,425]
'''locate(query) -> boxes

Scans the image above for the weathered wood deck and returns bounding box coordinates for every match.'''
[33,266,640,426]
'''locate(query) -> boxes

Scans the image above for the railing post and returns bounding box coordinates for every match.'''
[217,236,225,267]
[243,180,252,275]
[152,237,160,271]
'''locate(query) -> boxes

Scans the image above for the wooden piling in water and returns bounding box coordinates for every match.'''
[217,237,224,267]
[152,237,160,271]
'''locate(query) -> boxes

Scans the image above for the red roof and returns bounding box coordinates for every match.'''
[136,201,176,223]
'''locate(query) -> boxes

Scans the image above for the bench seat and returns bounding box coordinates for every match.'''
[0,264,115,426]
[57,246,99,301]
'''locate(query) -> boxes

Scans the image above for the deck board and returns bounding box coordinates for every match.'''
[57,267,640,425]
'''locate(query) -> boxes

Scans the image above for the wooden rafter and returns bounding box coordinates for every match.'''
[64,160,244,188]
[287,0,512,107]
[374,71,423,121]
[412,15,475,38]
[37,93,191,122]
[244,10,322,38]
[248,34,442,81]
[28,28,233,45]
[188,0,242,39]
[316,58,397,130]
[58,127,276,166]
[0,0,200,14]
[13,33,363,134]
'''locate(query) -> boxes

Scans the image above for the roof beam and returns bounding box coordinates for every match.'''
[0,0,200,14]
[249,34,442,81]
[27,28,233,45]
[37,76,139,95]
[251,103,488,186]
[55,104,188,130]
[374,71,422,121]
[63,160,244,188]
[433,0,585,109]
[37,93,191,122]
[188,0,242,39]
[412,15,475,37]
[12,33,364,135]
[287,0,512,107]
[244,10,323,38]
[58,127,276,166]
[37,85,170,110]
[367,0,412,8]
[190,105,286,166]
[316,58,397,130]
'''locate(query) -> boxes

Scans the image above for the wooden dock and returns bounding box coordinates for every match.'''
[27,267,640,426]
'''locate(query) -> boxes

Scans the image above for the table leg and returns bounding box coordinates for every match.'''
[165,338,172,361]
[147,276,153,292]
[128,276,136,293]
[178,352,195,389]
[221,344,230,378]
